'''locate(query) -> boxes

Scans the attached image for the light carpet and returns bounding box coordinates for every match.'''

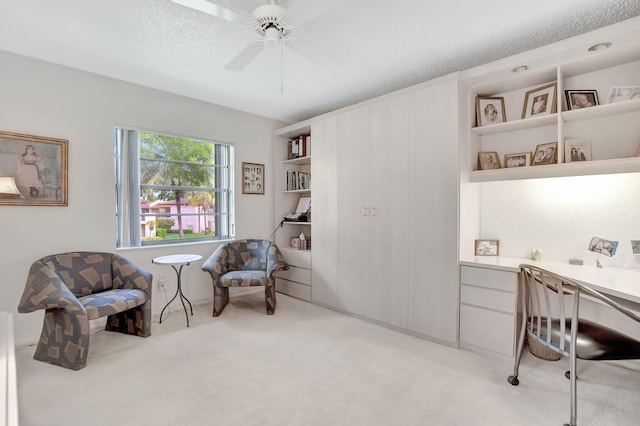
[15,290,640,425]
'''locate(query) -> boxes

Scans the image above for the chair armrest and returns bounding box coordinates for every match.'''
[266,244,289,278]
[18,261,85,314]
[202,244,229,280]
[112,254,152,296]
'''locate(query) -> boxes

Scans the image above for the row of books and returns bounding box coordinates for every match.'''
[286,171,311,191]
[288,135,311,159]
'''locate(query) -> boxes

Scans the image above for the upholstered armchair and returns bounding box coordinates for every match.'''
[202,239,289,317]
[18,252,152,370]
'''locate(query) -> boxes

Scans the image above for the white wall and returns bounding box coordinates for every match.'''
[0,51,285,345]
[478,173,640,269]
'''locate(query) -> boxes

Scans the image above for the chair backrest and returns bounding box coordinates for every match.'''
[39,252,114,297]
[223,239,272,272]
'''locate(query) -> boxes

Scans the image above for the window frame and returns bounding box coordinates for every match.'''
[114,127,235,248]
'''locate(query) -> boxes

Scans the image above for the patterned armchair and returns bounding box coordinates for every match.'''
[202,239,289,317]
[18,252,152,370]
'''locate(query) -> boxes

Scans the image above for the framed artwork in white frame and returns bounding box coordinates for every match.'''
[564,138,591,163]
[242,162,264,195]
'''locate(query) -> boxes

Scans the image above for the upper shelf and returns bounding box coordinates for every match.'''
[284,156,311,166]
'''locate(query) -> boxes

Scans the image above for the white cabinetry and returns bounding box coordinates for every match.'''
[461,22,640,183]
[459,265,520,359]
[336,95,410,328]
[275,122,312,301]
[407,78,460,344]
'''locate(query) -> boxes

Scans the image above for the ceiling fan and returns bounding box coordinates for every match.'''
[171,0,341,72]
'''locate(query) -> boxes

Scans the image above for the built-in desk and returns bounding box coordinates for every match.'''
[459,256,640,360]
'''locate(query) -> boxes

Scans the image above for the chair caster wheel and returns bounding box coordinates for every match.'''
[507,375,519,386]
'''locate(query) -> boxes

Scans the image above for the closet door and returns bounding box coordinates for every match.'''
[336,106,371,317]
[369,94,409,328]
[407,78,460,344]
[311,116,338,307]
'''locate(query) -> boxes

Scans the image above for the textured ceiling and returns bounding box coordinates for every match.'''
[1,0,640,124]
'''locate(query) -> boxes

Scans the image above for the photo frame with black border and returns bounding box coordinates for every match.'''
[522,82,557,119]
[565,90,599,110]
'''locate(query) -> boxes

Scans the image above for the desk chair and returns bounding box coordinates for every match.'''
[508,264,640,426]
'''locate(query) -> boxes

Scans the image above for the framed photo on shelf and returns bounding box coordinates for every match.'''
[606,86,640,103]
[289,237,300,249]
[564,138,591,162]
[532,142,558,166]
[504,152,531,168]
[588,236,618,257]
[475,96,506,127]
[522,82,557,119]
[0,131,68,206]
[478,151,501,170]
[565,90,599,110]
[242,162,264,194]
[475,239,499,256]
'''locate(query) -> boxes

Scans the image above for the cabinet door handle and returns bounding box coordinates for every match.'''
[371,207,378,217]
[362,207,369,216]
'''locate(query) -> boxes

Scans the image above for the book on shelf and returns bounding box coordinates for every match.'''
[288,135,311,159]
[286,170,311,191]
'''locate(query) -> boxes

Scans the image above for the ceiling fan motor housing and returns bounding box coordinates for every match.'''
[252,3,292,43]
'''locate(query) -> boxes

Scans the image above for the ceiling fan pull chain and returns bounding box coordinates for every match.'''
[280,40,285,95]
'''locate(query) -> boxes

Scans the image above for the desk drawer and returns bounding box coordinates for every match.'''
[461,284,515,313]
[277,265,311,285]
[460,304,515,357]
[461,266,517,293]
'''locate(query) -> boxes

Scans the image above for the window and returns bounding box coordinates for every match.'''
[114,128,234,247]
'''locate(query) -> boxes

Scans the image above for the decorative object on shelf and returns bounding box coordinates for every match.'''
[475,96,506,127]
[565,89,599,110]
[242,161,264,194]
[529,248,543,261]
[606,86,640,103]
[631,240,640,254]
[588,236,618,257]
[286,170,310,191]
[289,237,299,249]
[0,131,68,206]
[504,152,531,168]
[532,142,558,166]
[522,82,557,119]
[298,232,308,250]
[478,151,501,170]
[475,239,499,256]
[564,138,591,162]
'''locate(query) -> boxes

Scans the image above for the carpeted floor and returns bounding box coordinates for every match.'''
[15,290,640,425]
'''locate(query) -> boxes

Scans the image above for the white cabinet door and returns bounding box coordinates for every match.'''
[311,116,339,307]
[337,106,372,317]
[407,78,460,344]
[369,94,410,328]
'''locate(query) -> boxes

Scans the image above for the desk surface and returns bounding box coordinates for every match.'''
[152,254,203,265]
[460,256,640,305]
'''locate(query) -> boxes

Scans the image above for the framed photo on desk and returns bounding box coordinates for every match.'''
[475,239,499,256]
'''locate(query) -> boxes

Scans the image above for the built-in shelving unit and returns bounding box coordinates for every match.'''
[274,121,312,301]
[462,27,640,183]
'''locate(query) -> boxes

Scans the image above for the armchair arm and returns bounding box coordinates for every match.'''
[266,243,289,279]
[112,254,152,296]
[18,260,85,314]
[202,244,229,280]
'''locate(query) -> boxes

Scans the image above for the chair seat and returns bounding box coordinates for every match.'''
[533,318,640,361]
[219,270,268,288]
[79,289,147,320]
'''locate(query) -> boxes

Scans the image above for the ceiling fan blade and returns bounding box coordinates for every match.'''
[285,0,344,27]
[224,43,265,71]
[171,0,253,25]
[287,38,342,69]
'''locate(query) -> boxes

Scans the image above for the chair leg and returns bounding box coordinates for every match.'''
[34,309,90,370]
[106,302,151,337]
[265,284,276,315]
[212,286,229,317]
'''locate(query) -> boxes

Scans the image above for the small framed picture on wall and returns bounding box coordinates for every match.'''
[475,239,500,256]
[242,162,265,195]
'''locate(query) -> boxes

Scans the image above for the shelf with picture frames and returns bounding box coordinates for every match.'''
[462,22,640,183]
